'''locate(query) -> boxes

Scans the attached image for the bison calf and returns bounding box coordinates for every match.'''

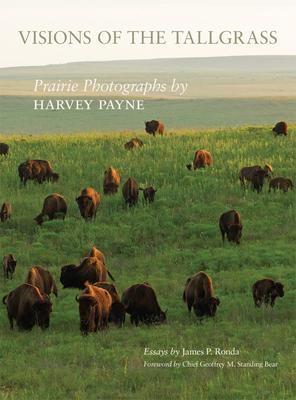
[252,279,284,308]
[34,193,67,225]
[183,271,220,319]
[269,177,293,193]
[219,210,242,244]
[139,186,157,203]
[251,169,267,193]
[0,202,12,222]
[3,254,17,279]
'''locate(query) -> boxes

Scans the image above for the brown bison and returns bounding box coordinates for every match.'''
[187,150,213,170]
[3,254,17,279]
[272,121,287,136]
[76,187,100,220]
[93,282,125,327]
[3,283,52,330]
[0,143,9,156]
[183,271,220,319]
[76,283,112,334]
[103,167,121,194]
[219,210,242,244]
[0,202,12,222]
[252,279,284,308]
[18,160,59,185]
[122,283,167,326]
[18,161,34,185]
[251,169,268,193]
[239,165,272,188]
[26,266,58,297]
[122,177,139,207]
[34,193,67,225]
[60,256,115,289]
[34,160,59,183]
[269,177,293,193]
[124,138,144,150]
[88,246,106,266]
[145,120,164,136]
[139,186,157,203]
[240,165,271,182]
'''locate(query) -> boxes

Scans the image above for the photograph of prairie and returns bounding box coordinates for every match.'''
[0,55,295,400]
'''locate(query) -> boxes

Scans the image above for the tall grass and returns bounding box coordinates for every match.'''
[0,127,295,399]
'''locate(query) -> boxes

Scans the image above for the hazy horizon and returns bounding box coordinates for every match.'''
[1,54,296,70]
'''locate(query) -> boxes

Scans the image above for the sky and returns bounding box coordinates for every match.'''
[0,0,295,67]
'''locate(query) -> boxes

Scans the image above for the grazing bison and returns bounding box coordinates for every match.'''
[239,165,272,188]
[0,143,9,156]
[76,187,100,221]
[0,202,12,222]
[60,257,115,290]
[88,246,106,266]
[252,279,284,308]
[145,120,164,136]
[122,177,139,207]
[124,138,144,150]
[219,210,242,244]
[122,283,167,326]
[187,150,213,170]
[3,254,17,279]
[183,271,220,319]
[269,177,293,193]
[3,283,52,330]
[26,266,58,297]
[272,121,288,136]
[34,193,67,225]
[103,167,121,194]
[139,186,157,203]
[34,160,59,183]
[76,283,112,334]
[18,160,59,185]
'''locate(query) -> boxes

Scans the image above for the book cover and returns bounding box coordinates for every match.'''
[0,1,295,399]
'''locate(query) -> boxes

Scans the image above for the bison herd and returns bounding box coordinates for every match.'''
[0,120,291,334]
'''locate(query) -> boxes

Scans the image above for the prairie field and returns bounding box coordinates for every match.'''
[0,127,295,400]
[1,96,296,135]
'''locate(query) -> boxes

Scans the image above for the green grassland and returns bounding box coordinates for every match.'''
[0,127,295,400]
